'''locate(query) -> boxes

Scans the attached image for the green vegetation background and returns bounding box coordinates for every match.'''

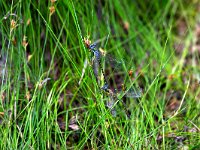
[0,0,199,149]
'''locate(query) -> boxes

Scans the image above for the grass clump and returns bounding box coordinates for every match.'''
[0,0,199,149]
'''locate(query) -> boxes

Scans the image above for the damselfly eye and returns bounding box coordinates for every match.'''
[89,43,97,50]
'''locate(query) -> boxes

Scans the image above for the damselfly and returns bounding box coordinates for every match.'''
[86,41,125,85]
[101,82,142,118]
[85,38,142,118]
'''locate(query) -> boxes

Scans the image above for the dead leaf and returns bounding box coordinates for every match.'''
[68,124,79,131]
[68,116,80,131]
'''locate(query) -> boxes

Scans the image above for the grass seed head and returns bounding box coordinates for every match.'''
[123,20,130,31]
[51,0,57,4]
[26,18,31,25]
[10,19,16,29]
[49,6,55,16]
[12,38,17,46]
[22,35,28,49]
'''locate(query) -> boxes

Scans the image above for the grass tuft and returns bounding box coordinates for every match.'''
[0,0,199,149]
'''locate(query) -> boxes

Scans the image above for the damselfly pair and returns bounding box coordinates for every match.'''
[84,37,142,118]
